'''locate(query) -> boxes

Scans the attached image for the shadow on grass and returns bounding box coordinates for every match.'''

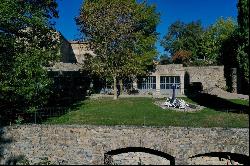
[186,92,249,114]
[0,71,92,125]
[0,98,85,125]
[32,101,84,124]
[31,71,91,123]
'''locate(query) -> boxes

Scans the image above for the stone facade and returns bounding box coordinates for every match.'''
[231,68,238,93]
[184,66,226,90]
[140,64,227,96]
[59,34,95,64]
[59,35,77,63]
[53,36,95,71]
[68,41,95,64]
[150,64,185,95]
[0,125,248,165]
[51,37,230,96]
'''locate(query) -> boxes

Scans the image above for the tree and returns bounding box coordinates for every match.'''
[161,19,239,67]
[0,0,60,113]
[161,21,184,55]
[236,0,249,88]
[198,17,237,65]
[159,54,172,65]
[160,20,203,64]
[172,50,192,66]
[76,0,159,99]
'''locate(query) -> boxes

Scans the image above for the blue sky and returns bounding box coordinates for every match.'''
[53,0,238,56]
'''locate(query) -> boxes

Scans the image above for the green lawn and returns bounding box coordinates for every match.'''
[44,97,249,128]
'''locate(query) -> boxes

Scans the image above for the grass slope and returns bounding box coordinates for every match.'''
[44,97,249,128]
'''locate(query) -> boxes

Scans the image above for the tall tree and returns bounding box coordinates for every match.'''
[236,0,249,88]
[76,0,159,99]
[159,54,172,65]
[172,50,192,66]
[0,0,60,113]
[198,17,237,65]
[160,20,203,64]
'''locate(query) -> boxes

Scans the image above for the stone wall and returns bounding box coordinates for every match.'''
[149,64,185,95]
[153,64,184,75]
[59,37,95,64]
[184,66,226,90]
[146,65,227,95]
[59,35,76,63]
[0,125,248,165]
[69,41,95,64]
[57,36,229,93]
[112,152,170,165]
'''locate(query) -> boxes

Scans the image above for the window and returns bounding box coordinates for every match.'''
[138,76,156,89]
[160,76,180,89]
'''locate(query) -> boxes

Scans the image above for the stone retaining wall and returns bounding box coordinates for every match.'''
[0,125,248,165]
[185,66,226,90]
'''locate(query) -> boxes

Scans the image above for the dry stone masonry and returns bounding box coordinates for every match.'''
[184,66,226,90]
[0,125,248,165]
[112,152,170,165]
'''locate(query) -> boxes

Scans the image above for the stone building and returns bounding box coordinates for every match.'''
[135,64,226,96]
[49,35,232,97]
[45,34,96,104]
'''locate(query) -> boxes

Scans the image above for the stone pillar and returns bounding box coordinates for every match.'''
[156,75,160,95]
[133,79,138,90]
[180,73,185,95]
[231,68,237,93]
